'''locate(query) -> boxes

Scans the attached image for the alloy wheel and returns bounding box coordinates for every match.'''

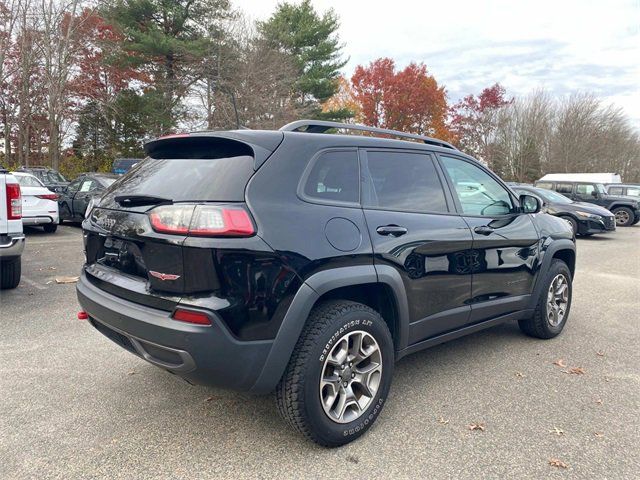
[319,330,382,424]
[614,210,630,226]
[546,274,569,327]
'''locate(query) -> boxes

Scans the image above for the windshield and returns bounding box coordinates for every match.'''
[533,188,573,204]
[15,175,44,187]
[98,177,117,187]
[43,171,67,183]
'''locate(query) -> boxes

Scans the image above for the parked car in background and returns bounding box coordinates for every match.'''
[534,179,640,227]
[58,173,119,223]
[112,158,142,175]
[11,172,59,233]
[606,184,640,198]
[77,120,576,447]
[510,184,615,236]
[0,168,24,289]
[17,166,69,193]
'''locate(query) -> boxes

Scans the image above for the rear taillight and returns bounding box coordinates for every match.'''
[149,204,255,237]
[36,194,58,201]
[6,183,22,220]
[172,308,212,325]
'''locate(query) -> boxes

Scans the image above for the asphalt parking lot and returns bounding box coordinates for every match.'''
[1,224,639,479]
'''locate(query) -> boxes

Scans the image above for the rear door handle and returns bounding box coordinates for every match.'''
[376,225,408,237]
[474,225,494,236]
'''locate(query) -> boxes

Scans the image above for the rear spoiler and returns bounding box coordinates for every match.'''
[144,131,284,170]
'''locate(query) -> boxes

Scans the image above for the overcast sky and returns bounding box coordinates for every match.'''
[233,0,639,123]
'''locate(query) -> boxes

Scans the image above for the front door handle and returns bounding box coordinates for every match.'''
[376,225,408,237]
[474,225,494,236]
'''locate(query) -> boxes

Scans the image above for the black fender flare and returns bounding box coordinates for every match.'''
[249,265,410,394]
[528,238,576,310]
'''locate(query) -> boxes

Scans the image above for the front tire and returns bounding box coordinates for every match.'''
[559,215,578,235]
[0,257,21,289]
[519,259,572,339]
[276,300,394,447]
[612,206,634,227]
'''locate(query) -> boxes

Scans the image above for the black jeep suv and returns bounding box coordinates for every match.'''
[77,120,576,446]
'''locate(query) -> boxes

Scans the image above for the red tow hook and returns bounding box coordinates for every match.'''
[77,311,89,320]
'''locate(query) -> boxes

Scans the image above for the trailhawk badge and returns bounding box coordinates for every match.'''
[149,270,181,281]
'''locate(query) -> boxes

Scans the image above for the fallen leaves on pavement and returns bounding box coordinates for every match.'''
[468,423,485,431]
[595,398,603,405]
[549,426,564,436]
[566,367,586,375]
[594,432,604,438]
[549,458,568,469]
[553,359,567,368]
[515,371,525,378]
[596,350,605,357]
[438,417,449,425]
[55,276,79,284]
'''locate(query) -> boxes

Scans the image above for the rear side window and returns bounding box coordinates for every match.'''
[364,151,448,213]
[302,150,359,204]
[556,183,573,194]
[102,156,254,202]
[536,182,553,190]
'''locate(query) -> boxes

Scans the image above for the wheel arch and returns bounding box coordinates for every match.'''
[528,239,576,310]
[249,265,409,394]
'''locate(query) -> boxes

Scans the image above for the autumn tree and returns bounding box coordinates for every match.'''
[259,0,346,113]
[104,0,233,135]
[449,83,511,163]
[320,75,358,121]
[351,58,451,140]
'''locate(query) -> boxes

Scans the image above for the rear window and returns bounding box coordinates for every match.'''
[15,175,44,187]
[101,156,254,203]
[556,183,573,194]
[302,150,359,204]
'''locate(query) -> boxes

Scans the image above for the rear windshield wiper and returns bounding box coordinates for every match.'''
[114,194,173,207]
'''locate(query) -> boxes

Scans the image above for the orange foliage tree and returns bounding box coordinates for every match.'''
[350,58,451,140]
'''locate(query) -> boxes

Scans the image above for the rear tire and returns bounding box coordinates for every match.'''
[0,257,21,289]
[43,223,57,233]
[276,300,394,447]
[519,259,571,339]
[632,215,640,226]
[612,206,634,227]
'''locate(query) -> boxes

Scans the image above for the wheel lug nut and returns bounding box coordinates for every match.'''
[343,382,348,387]
[351,373,355,378]
[341,364,345,370]
[349,362,353,367]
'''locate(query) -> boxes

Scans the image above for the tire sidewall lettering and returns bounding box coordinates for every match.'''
[319,318,373,363]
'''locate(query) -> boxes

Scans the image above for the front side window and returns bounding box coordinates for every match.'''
[80,180,95,192]
[302,150,359,204]
[608,186,623,195]
[556,183,573,194]
[576,184,596,196]
[67,179,82,193]
[363,151,448,213]
[440,156,513,216]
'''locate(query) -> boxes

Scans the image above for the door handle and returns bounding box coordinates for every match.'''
[474,225,494,236]
[376,225,408,237]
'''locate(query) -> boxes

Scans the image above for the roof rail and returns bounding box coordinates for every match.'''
[280,120,457,150]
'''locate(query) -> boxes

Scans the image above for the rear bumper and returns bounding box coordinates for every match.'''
[76,271,274,391]
[22,215,58,226]
[0,234,25,258]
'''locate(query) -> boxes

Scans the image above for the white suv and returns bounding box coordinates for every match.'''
[12,171,60,233]
[0,169,25,289]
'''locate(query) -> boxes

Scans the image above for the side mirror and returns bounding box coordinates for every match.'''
[520,194,541,214]
[591,190,598,197]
